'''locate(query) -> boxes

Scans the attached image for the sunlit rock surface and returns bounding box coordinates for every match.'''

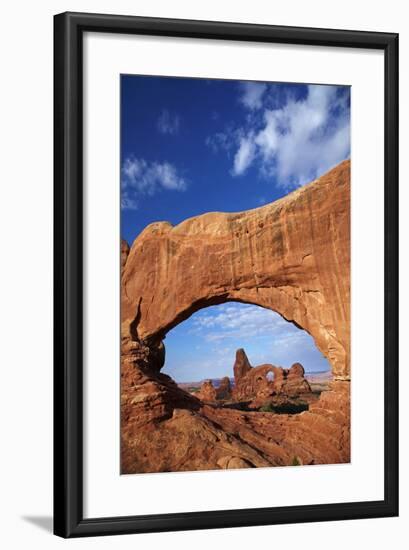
[120,160,350,474]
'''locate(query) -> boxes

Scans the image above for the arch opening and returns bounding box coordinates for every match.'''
[119,159,351,474]
[161,302,331,412]
[126,278,348,380]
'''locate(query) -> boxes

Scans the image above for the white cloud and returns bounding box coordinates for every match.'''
[164,302,329,379]
[157,109,180,135]
[252,85,350,187]
[120,191,138,210]
[205,131,232,153]
[121,156,187,209]
[239,82,267,110]
[122,157,146,185]
[190,303,296,342]
[233,134,256,175]
[150,162,186,190]
[210,84,350,189]
[254,110,279,160]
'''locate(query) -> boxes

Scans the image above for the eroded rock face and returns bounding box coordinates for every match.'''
[234,349,252,385]
[234,363,275,401]
[120,161,351,474]
[216,376,232,400]
[217,456,255,469]
[122,160,350,379]
[121,239,130,275]
[233,356,312,403]
[195,376,232,402]
[268,364,311,397]
[196,380,217,402]
[285,363,312,396]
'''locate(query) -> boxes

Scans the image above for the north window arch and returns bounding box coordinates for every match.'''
[162,302,331,386]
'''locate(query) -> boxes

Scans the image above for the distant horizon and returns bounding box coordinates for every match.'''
[174,369,333,385]
[161,303,331,382]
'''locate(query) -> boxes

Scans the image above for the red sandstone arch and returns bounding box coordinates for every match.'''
[120,160,351,474]
[121,160,350,380]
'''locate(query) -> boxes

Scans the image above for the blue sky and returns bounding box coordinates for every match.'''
[121,75,350,381]
[162,304,330,382]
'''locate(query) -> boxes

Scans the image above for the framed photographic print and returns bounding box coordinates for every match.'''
[54,12,399,537]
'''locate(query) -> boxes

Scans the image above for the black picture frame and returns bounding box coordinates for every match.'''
[54,11,399,538]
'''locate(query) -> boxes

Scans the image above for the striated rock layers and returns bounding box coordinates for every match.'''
[120,160,351,474]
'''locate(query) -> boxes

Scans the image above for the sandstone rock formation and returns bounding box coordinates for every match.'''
[196,379,217,402]
[195,376,232,402]
[233,349,252,385]
[232,351,312,404]
[233,361,275,401]
[121,239,130,275]
[120,160,351,474]
[216,376,232,400]
[285,363,312,395]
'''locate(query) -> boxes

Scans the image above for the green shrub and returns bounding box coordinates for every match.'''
[258,402,309,414]
[259,403,274,413]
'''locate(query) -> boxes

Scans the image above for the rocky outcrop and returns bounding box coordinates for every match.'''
[285,363,312,395]
[196,377,232,402]
[121,239,130,274]
[196,380,217,402]
[234,362,275,401]
[216,376,232,400]
[121,336,200,430]
[233,349,252,385]
[120,160,351,474]
[195,353,311,405]
[233,354,312,403]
